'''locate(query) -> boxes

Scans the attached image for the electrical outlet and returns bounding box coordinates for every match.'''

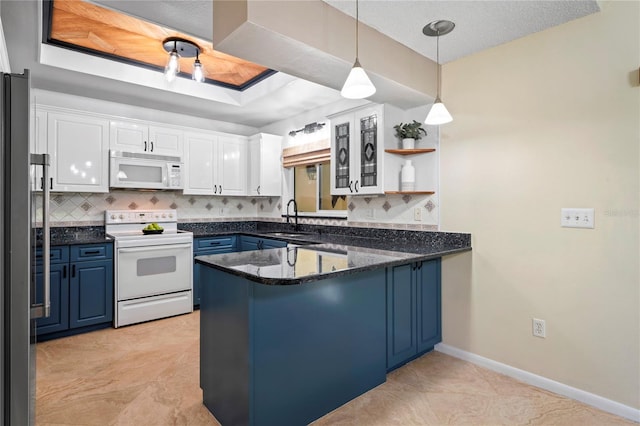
[414,207,422,221]
[365,208,374,219]
[532,318,546,338]
[561,208,594,229]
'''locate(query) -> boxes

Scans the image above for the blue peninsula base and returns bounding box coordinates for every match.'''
[199,267,387,426]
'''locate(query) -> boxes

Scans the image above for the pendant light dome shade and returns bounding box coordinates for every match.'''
[422,20,455,125]
[341,59,376,99]
[425,97,453,125]
[341,0,376,99]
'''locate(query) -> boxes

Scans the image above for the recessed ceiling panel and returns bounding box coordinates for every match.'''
[44,0,275,90]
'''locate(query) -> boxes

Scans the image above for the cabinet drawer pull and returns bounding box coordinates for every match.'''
[219,185,222,194]
[348,181,354,193]
[144,141,147,151]
[257,185,260,195]
[208,242,221,246]
[354,180,359,192]
[83,250,101,255]
[36,252,56,259]
[63,265,67,278]
[71,264,76,278]
[150,141,154,152]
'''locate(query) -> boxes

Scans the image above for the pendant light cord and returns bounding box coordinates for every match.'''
[436,30,441,99]
[355,0,359,60]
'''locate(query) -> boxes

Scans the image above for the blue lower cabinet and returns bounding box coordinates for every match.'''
[69,259,114,328]
[200,266,387,425]
[239,235,287,251]
[36,243,113,340]
[35,263,69,335]
[193,236,237,306]
[386,259,441,371]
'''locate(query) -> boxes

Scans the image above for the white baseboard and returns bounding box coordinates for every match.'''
[435,343,640,423]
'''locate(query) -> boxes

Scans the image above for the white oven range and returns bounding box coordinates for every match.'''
[105,209,193,327]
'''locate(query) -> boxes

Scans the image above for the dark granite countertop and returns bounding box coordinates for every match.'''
[195,243,436,285]
[39,227,113,246]
[196,227,471,285]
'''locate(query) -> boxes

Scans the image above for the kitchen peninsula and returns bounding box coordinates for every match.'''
[196,230,470,425]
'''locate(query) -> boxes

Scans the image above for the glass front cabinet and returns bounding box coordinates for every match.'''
[329,104,402,196]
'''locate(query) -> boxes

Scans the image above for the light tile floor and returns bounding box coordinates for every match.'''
[36,311,634,425]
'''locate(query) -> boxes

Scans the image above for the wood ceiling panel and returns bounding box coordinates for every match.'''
[48,0,273,89]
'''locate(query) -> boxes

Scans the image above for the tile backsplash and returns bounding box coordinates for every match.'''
[40,190,281,226]
[39,191,437,231]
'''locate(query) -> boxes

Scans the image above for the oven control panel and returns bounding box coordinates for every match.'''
[105,209,177,224]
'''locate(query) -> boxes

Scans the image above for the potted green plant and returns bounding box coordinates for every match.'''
[393,120,427,149]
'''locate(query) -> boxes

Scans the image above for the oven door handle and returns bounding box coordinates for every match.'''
[118,243,192,254]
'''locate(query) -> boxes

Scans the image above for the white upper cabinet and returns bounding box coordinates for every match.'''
[329,103,410,195]
[330,104,388,195]
[110,120,183,157]
[216,134,247,196]
[183,131,247,196]
[247,133,282,197]
[184,131,216,195]
[46,110,110,193]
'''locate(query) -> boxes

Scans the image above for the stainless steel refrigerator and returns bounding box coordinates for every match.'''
[1,70,51,425]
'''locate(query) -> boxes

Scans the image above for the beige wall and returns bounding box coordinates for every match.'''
[440,1,640,409]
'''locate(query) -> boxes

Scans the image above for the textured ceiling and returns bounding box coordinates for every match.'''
[324,0,600,64]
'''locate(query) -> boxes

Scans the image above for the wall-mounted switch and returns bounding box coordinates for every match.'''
[561,208,594,229]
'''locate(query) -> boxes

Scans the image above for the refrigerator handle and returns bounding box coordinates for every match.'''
[30,153,51,319]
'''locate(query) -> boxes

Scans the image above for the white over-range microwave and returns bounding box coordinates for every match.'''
[109,150,183,190]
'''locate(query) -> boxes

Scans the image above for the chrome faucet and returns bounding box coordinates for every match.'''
[286,199,298,231]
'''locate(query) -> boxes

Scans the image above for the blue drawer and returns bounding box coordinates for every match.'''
[195,236,236,251]
[35,246,69,265]
[70,243,113,262]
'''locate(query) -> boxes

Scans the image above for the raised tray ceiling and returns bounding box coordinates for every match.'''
[43,0,275,91]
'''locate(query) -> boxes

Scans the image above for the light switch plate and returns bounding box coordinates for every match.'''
[561,208,595,229]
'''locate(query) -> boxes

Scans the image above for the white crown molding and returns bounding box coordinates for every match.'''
[435,343,640,423]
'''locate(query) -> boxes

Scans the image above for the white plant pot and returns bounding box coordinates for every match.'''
[402,138,415,149]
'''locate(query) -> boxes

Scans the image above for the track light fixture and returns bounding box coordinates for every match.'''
[162,37,205,83]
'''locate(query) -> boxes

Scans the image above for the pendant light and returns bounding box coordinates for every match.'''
[192,51,205,83]
[423,20,455,125]
[162,37,204,83]
[340,0,376,99]
[164,40,180,82]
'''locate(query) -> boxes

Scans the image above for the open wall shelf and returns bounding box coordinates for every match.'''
[385,191,436,195]
[385,149,436,155]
